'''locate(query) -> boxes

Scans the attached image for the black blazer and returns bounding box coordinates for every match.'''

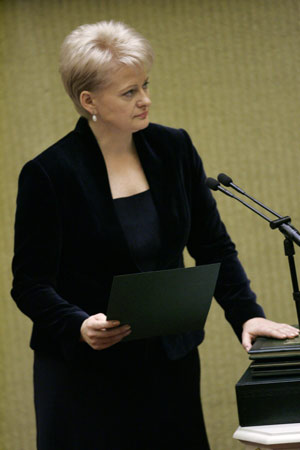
[11,118,264,361]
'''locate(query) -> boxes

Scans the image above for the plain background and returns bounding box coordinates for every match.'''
[1,1,300,448]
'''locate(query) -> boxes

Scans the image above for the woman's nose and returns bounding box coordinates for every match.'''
[137,92,151,107]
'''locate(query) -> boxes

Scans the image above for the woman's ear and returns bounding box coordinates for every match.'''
[80,91,96,116]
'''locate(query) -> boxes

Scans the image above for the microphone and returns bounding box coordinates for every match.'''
[217,173,245,195]
[205,176,300,246]
[205,177,235,198]
[217,173,281,218]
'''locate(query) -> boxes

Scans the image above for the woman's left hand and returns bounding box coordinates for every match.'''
[242,317,299,352]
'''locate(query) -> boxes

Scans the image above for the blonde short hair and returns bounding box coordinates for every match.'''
[59,20,154,118]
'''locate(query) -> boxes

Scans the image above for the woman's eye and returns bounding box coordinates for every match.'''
[123,90,135,97]
[123,82,149,98]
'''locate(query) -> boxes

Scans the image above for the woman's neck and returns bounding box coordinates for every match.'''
[88,120,134,157]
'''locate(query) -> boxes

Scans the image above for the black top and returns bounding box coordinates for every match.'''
[113,190,161,272]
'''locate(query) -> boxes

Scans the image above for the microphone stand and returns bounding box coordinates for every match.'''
[270,217,300,326]
[207,177,300,326]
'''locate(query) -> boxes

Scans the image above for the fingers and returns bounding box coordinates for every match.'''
[262,323,299,339]
[279,324,299,336]
[98,324,131,339]
[80,314,132,350]
[252,320,299,338]
[241,332,253,352]
[93,313,121,329]
[90,326,132,350]
[83,325,131,350]
[243,318,298,336]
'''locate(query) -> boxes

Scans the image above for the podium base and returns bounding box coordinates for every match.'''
[236,366,300,427]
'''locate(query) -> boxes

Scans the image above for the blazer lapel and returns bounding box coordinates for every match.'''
[74,118,138,274]
[134,128,184,269]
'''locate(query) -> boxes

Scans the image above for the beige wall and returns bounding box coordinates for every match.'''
[1,1,300,448]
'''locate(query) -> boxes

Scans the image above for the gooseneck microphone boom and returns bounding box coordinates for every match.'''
[205,177,273,223]
[205,176,300,247]
[217,173,281,218]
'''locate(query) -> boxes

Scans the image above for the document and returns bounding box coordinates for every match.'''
[107,263,220,340]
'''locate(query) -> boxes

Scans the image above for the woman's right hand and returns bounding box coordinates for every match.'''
[80,313,131,350]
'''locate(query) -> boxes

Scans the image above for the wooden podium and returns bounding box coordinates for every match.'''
[234,365,300,449]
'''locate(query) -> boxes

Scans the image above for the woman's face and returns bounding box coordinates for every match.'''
[91,65,151,134]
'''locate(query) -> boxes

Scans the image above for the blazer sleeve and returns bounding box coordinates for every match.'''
[11,160,89,358]
[181,129,265,340]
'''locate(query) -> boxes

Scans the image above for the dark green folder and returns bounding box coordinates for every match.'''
[107,263,220,341]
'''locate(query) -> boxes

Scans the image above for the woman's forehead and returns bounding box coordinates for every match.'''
[107,65,147,90]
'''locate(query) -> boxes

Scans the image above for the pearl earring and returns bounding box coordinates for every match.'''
[92,114,97,122]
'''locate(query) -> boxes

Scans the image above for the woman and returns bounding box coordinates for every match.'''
[11,20,298,450]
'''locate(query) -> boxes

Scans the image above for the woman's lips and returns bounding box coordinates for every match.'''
[135,111,148,119]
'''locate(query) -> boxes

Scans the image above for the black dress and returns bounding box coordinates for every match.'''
[34,190,210,450]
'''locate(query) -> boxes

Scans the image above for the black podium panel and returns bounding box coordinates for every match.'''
[236,365,300,426]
